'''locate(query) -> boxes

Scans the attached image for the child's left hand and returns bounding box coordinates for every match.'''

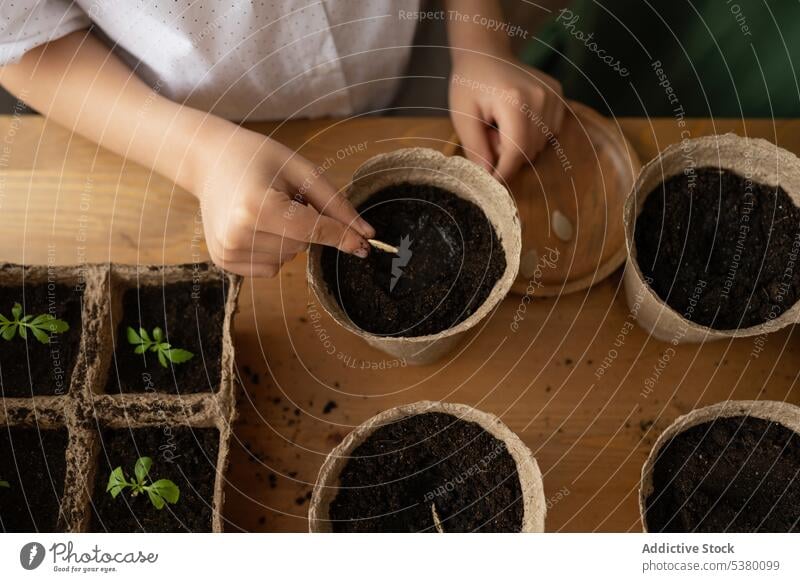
[449,54,564,183]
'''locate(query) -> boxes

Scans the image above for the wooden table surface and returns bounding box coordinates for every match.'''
[1,114,799,532]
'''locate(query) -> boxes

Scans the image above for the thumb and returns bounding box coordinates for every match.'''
[491,106,528,183]
[451,106,494,172]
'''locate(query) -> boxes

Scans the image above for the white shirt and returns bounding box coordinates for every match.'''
[0,1,421,121]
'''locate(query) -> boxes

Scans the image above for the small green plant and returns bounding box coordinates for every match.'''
[0,479,9,488]
[106,457,180,510]
[0,303,69,344]
[126,326,193,368]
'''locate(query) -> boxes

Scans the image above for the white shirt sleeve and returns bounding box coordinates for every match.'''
[0,1,90,65]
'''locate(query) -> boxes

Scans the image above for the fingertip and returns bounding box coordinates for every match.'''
[350,237,370,259]
[463,148,494,174]
[477,157,494,173]
[493,157,513,184]
[355,216,376,239]
[452,118,495,174]
[339,229,370,259]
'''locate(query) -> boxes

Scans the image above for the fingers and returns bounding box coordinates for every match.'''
[491,103,530,183]
[214,229,308,255]
[213,259,281,278]
[451,103,495,173]
[264,197,370,258]
[208,246,298,264]
[491,82,564,182]
[524,73,564,162]
[208,234,302,278]
[284,156,375,239]
[542,85,565,143]
[208,234,298,278]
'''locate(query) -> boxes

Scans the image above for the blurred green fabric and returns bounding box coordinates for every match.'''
[523,0,800,117]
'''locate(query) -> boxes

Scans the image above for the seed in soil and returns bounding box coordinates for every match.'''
[321,183,506,337]
[0,284,83,397]
[646,416,800,532]
[90,426,219,532]
[105,280,226,394]
[328,412,524,532]
[634,167,800,329]
[0,427,68,532]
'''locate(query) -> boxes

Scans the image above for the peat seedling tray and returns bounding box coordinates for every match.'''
[0,262,241,532]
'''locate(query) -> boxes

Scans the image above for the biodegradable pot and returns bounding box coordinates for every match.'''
[0,262,240,532]
[309,400,546,532]
[639,399,800,532]
[308,147,522,366]
[623,133,800,343]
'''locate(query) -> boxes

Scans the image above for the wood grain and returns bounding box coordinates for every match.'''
[1,115,798,532]
[509,101,640,295]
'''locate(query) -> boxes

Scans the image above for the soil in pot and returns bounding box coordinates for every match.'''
[321,183,506,337]
[645,416,800,532]
[0,427,68,532]
[328,412,524,532]
[90,426,219,532]
[634,167,800,330]
[0,284,83,397]
[106,281,226,393]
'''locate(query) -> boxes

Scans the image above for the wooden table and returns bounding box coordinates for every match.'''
[2,115,799,532]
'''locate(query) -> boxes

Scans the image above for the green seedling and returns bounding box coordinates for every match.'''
[106,456,180,510]
[0,479,9,488]
[126,326,193,368]
[0,303,69,344]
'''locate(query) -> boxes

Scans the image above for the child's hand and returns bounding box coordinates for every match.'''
[449,54,564,183]
[0,33,374,279]
[192,124,374,277]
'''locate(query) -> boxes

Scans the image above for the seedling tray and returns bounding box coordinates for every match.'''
[0,262,240,532]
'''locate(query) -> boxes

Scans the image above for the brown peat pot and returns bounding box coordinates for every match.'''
[640,400,800,533]
[623,134,800,343]
[309,401,545,532]
[308,148,521,365]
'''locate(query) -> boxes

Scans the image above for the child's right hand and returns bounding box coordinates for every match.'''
[0,31,373,278]
[190,123,375,277]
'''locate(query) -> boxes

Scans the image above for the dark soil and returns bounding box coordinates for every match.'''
[635,167,800,329]
[0,284,83,397]
[90,426,219,532]
[321,183,506,337]
[328,412,524,532]
[0,427,68,532]
[106,280,226,393]
[646,416,800,532]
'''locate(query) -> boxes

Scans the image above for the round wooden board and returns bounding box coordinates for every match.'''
[509,101,641,296]
[445,101,641,297]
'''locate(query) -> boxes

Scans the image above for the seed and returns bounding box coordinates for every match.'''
[552,210,573,242]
